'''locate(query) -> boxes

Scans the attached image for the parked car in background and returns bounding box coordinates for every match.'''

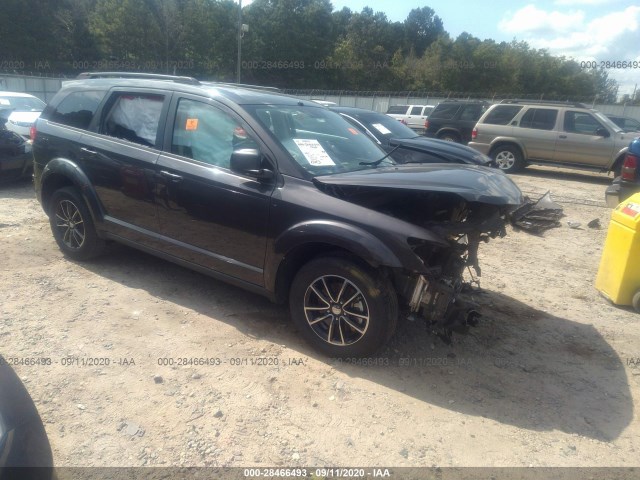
[469,100,637,174]
[424,100,488,144]
[386,104,434,134]
[606,114,640,133]
[605,138,640,207]
[332,106,493,166]
[33,72,523,357]
[0,126,33,182]
[0,92,46,141]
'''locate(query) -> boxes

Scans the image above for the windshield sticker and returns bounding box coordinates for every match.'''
[185,118,199,130]
[372,123,392,135]
[293,139,336,166]
[348,128,359,135]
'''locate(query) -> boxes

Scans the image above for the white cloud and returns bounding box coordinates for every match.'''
[499,5,585,35]
[555,0,614,5]
[499,5,640,93]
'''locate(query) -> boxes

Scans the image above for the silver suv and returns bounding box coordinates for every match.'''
[469,100,637,174]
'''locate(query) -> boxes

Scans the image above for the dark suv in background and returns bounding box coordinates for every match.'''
[32,73,522,357]
[424,100,489,144]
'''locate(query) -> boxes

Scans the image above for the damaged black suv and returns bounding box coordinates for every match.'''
[33,73,523,357]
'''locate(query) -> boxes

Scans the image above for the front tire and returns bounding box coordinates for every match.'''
[492,145,524,173]
[49,187,105,260]
[289,256,398,358]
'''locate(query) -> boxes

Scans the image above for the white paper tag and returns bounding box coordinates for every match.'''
[372,123,392,135]
[293,139,336,166]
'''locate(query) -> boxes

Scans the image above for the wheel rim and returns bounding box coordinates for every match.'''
[495,150,515,169]
[54,199,85,250]
[442,136,455,142]
[303,275,370,346]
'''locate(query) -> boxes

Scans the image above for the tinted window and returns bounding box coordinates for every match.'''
[355,112,417,139]
[459,104,485,121]
[49,91,105,130]
[483,105,522,125]
[386,105,408,114]
[564,111,603,135]
[172,98,257,169]
[410,106,422,115]
[519,108,558,130]
[104,93,164,147]
[430,104,461,119]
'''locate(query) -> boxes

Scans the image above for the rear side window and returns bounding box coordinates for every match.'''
[387,105,408,114]
[49,91,105,130]
[519,108,558,130]
[459,104,485,121]
[410,106,423,115]
[483,105,522,125]
[103,93,165,147]
[430,104,461,119]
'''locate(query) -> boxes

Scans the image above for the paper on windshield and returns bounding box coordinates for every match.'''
[293,139,336,166]
[372,123,392,135]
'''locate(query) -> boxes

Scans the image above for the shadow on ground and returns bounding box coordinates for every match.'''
[78,244,632,443]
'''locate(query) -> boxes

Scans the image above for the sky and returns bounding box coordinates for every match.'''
[240,0,640,96]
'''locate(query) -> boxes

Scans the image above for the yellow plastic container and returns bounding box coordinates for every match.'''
[596,193,640,312]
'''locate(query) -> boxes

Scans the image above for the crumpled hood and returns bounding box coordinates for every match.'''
[388,137,492,165]
[314,164,524,206]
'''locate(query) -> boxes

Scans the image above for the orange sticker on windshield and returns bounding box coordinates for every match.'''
[348,128,359,135]
[185,118,199,130]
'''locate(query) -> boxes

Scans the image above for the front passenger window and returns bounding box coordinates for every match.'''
[564,111,604,135]
[171,99,257,169]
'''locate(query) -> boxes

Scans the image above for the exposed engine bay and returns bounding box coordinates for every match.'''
[314,175,521,343]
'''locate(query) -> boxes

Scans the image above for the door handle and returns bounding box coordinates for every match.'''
[80,147,98,155]
[559,135,567,139]
[159,170,183,182]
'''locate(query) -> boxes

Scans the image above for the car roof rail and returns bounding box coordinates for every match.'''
[201,81,281,92]
[76,72,200,86]
[499,99,587,108]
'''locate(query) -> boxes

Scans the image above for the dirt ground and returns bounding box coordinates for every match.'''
[0,166,639,469]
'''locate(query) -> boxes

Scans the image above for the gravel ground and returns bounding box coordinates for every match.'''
[0,167,639,469]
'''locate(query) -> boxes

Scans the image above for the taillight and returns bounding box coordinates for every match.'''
[30,124,37,142]
[621,153,638,181]
[472,127,478,140]
[424,120,430,129]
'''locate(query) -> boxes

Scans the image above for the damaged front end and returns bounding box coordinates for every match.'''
[314,164,523,343]
[400,198,510,343]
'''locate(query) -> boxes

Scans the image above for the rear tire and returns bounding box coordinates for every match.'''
[289,256,398,358]
[492,145,524,173]
[438,132,460,143]
[49,187,105,260]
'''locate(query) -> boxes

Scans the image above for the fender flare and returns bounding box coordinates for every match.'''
[265,219,439,297]
[40,158,104,223]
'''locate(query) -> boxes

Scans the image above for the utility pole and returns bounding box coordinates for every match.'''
[237,0,242,83]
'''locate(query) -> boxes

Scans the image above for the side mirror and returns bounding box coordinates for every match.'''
[230,148,275,181]
[596,127,610,138]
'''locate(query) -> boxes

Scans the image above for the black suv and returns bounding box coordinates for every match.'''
[33,73,522,357]
[424,100,489,144]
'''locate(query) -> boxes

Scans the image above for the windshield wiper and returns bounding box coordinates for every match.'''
[359,145,400,167]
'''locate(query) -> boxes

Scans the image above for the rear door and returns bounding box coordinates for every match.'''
[406,105,425,130]
[515,107,558,160]
[154,94,275,285]
[80,89,171,242]
[457,104,486,143]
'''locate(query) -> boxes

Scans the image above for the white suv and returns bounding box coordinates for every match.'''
[469,100,637,174]
[0,92,46,141]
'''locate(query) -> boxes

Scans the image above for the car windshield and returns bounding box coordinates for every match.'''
[245,105,393,175]
[351,112,418,139]
[0,95,46,112]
